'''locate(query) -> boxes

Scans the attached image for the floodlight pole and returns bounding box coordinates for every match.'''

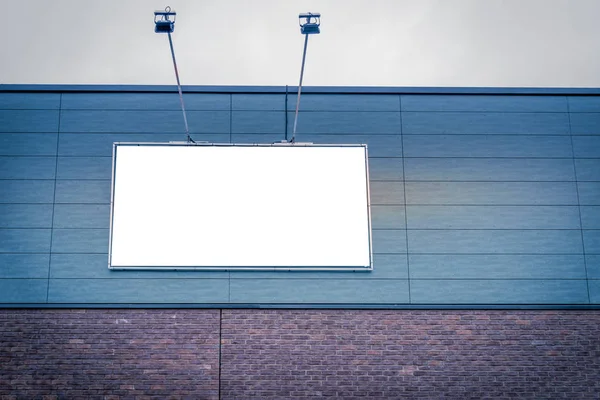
[291,34,309,143]
[291,12,320,143]
[166,32,193,143]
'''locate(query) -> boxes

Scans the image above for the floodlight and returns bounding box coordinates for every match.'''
[154,8,176,33]
[299,13,321,34]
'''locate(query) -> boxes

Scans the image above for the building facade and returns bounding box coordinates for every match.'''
[1,85,599,398]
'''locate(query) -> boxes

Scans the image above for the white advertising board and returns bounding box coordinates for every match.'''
[109,143,372,270]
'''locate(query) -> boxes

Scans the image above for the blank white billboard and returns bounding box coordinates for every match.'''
[109,143,372,270]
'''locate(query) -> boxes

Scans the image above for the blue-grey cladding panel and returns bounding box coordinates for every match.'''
[410,280,589,304]
[402,112,569,135]
[406,182,578,205]
[58,134,230,156]
[371,206,406,229]
[51,229,108,253]
[0,110,59,132]
[0,180,55,203]
[56,157,112,179]
[47,278,230,303]
[54,180,110,204]
[570,113,600,134]
[0,204,53,228]
[287,94,400,111]
[0,133,58,156]
[229,279,409,303]
[579,183,600,205]
[403,135,573,158]
[368,158,403,181]
[53,204,110,229]
[61,93,230,110]
[0,254,50,278]
[568,96,600,112]
[230,134,284,143]
[404,158,576,181]
[584,230,600,253]
[51,265,400,282]
[572,136,600,157]
[232,111,284,133]
[59,110,230,133]
[581,207,600,229]
[286,112,401,134]
[406,206,581,229]
[0,93,60,109]
[50,254,228,279]
[408,230,583,254]
[299,135,402,157]
[575,160,600,181]
[590,280,600,304]
[0,229,51,252]
[372,230,406,254]
[370,182,405,205]
[228,254,408,280]
[232,94,284,111]
[409,254,587,279]
[0,157,56,179]
[588,255,600,278]
[0,279,48,303]
[401,95,568,112]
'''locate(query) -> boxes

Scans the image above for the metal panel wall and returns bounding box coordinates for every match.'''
[0,88,598,306]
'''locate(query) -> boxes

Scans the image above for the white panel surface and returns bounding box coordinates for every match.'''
[109,143,372,270]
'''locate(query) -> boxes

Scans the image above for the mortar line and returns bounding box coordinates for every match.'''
[218,308,223,400]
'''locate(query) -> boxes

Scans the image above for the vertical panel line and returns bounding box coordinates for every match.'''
[226,95,231,297]
[567,96,591,303]
[285,85,289,141]
[227,95,233,288]
[218,308,223,400]
[399,95,411,303]
[46,93,62,303]
[229,94,232,143]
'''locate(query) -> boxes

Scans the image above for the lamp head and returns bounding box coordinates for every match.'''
[299,12,321,35]
[154,6,176,33]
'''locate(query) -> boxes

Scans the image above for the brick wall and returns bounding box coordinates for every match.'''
[2,309,600,399]
[0,310,220,399]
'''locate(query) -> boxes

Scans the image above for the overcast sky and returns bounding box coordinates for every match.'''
[2,0,600,87]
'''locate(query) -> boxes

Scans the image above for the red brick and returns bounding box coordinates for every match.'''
[1,309,600,399]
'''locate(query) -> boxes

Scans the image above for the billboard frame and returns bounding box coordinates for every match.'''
[108,142,373,272]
